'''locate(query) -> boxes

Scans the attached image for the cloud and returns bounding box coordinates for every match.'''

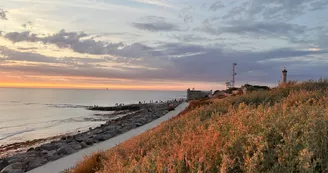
[220,0,328,21]
[221,21,306,37]
[132,16,179,32]
[0,9,8,20]
[132,22,179,32]
[4,31,38,42]
[0,46,110,65]
[209,1,225,11]
[22,21,33,29]
[2,29,154,58]
[2,42,328,85]
[171,33,223,42]
[196,20,307,45]
[132,0,176,9]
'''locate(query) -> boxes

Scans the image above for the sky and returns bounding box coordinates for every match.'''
[0,0,328,90]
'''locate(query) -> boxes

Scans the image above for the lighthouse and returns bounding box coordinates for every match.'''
[282,67,287,84]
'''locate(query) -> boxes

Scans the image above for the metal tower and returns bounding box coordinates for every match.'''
[232,63,237,88]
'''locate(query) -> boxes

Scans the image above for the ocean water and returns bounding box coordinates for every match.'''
[0,88,185,145]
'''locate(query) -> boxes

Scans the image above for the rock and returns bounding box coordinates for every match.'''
[40,143,57,151]
[34,146,42,151]
[26,147,34,152]
[26,151,38,157]
[56,142,66,148]
[94,135,105,141]
[118,128,128,134]
[0,162,23,173]
[46,150,60,161]
[65,138,73,143]
[86,138,95,145]
[80,142,87,148]
[104,126,116,131]
[94,129,103,134]
[26,157,47,170]
[69,142,82,150]
[136,122,143,127]
[40,150,48,156]
[74,135,87,143]
[105,134,113,140]
[46,150,56,157]
[7,158,23,165]
[0,159,9,172]
[56,145,76,155]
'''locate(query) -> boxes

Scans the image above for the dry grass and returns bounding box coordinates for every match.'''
[70,79,328,173]
[65,152,107,173]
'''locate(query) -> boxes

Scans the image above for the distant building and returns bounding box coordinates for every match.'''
[187,88,212,101]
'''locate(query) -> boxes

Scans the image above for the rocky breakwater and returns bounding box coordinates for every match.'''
[88,104,141,111]
[0,101,184,173]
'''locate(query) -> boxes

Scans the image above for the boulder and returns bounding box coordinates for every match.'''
[7,158,23,165]
[40,143,57,151]
[94,135,105,141]
[85,138,95,145]
[80,142,87,148]
[56,145,76,155]
[69,142,82,150]
[26,157,47,170]
[104,125,119,132]
[0,162,23,173]
[27,150,40,157]
[94,129,104,135]
[0,159,9,172]
[40,150,48,156]
[135,122,143,127]
[41,150,57,161]
[56,142,66,148]
[26,148,34,152]
[74,135,87,143]
[46,153,61,162]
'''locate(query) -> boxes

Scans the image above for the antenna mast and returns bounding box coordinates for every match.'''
[232,63,237,88]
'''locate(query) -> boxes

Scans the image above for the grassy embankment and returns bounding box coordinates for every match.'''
[69,79,328,173]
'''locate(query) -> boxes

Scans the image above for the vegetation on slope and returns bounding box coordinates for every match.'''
[70,79,328,173]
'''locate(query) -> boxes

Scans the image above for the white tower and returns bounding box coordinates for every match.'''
[282,67,287,84]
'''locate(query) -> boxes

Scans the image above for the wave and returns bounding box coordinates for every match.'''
[0,117,95,141]
[24,102,38,105]
[0,129,35,141]
[46,104,88,109]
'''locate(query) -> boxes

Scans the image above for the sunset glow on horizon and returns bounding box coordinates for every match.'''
[0,81,221,91]
[0,73,223,91]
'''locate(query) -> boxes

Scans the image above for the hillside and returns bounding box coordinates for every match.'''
[69,79,328,173]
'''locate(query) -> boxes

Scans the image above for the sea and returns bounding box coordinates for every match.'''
[0,88,185,145]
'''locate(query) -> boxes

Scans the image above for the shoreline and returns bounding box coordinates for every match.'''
[0,99,185,172]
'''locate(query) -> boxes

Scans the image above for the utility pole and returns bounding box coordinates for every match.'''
[232,63,237,88]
